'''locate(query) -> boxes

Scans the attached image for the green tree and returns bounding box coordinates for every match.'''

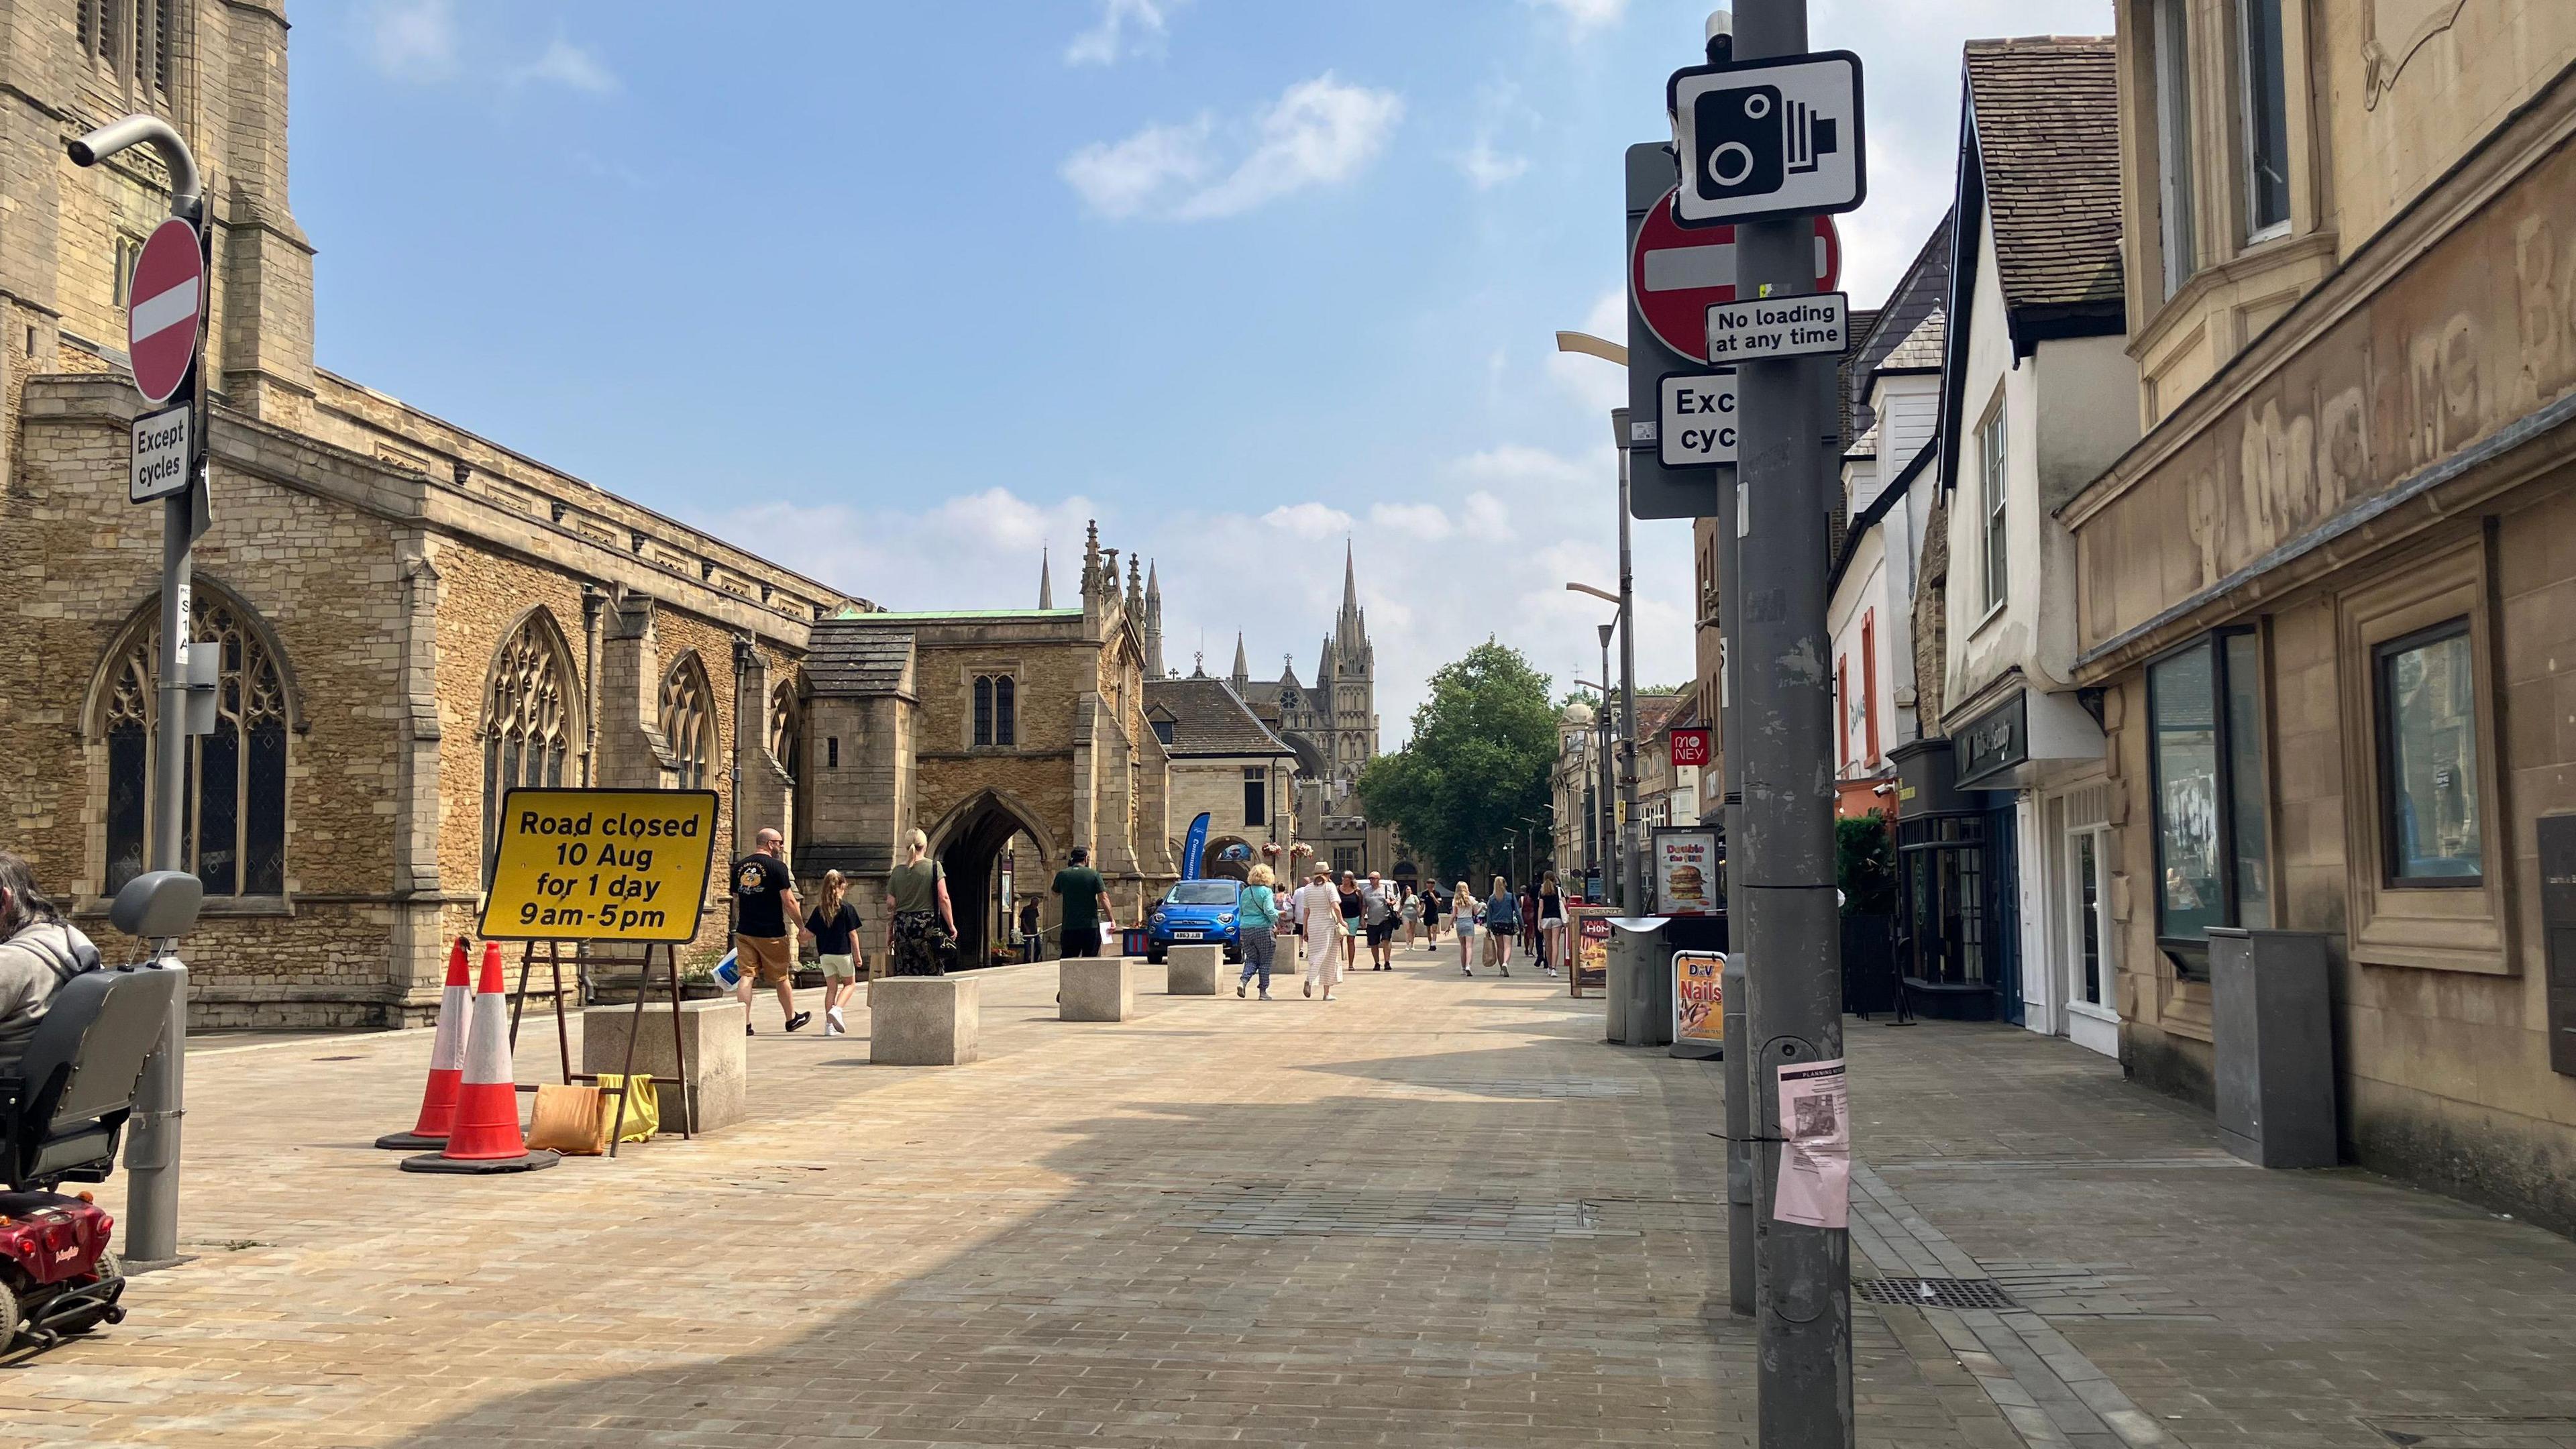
[1360,641,1558,884]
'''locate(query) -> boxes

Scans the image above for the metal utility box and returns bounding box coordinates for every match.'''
[2208,928,2337,1169]
[1610,917,1674,1048]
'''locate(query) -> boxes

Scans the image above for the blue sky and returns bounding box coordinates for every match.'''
[293,0,2106,738]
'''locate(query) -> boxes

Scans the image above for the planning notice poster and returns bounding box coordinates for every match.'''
[1653,828,1719,914]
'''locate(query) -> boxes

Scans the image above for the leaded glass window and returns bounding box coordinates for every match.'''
[103,593,289,896]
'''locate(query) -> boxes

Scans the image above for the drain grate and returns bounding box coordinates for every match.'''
[1177,1186,1635,1241]
[1857,1276,2018,1310]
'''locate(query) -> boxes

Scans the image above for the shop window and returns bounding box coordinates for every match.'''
[2339,545,2507,973]
[2147,629,2270,969]
[2374,620,2481,885]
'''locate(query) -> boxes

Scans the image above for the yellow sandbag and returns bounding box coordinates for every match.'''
[593,1072,660,1143]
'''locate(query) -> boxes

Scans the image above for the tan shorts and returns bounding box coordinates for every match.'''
[817,952,859,982]
[735,933,794,985]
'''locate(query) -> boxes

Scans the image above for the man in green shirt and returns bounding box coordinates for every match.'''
[1052,847,1114,958]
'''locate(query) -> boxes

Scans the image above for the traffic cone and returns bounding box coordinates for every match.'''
[400,942,559,1175]
[375,937,474,1150]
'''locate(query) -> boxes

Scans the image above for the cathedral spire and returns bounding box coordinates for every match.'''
[1038,547,1053,609]
[1340,539,1359,624]
[1230,632,1249,688]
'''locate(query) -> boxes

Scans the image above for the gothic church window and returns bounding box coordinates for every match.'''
[101,589,290,897]
[660,654,716,790]
[973,674,1016,747]
[482,611,576,883]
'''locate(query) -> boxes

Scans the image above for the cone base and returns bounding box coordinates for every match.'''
[398,1148,561,1175]
[374,1131,449,1151]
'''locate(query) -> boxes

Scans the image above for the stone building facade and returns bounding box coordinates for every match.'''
[0,0,861,1025]
[799,533,1177,967]
[2065,1,2576,1227]
[1144,669,1297,883]
[1233,544,1393,875]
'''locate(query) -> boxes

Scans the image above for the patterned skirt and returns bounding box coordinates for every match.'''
[889,910,945,976]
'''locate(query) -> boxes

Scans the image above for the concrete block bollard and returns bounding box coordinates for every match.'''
[583,996,745,1134]
[1167,944,1222,996]
[1059,957,1134,1021]
[869,975,981,1065]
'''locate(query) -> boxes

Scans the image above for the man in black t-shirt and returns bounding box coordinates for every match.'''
[731,827,808,1035]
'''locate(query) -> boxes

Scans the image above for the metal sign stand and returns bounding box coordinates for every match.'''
[505,940,694,1157]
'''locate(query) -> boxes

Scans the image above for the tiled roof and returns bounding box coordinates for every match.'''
[1881,307,1946,370]
[1964,37,2123,317]
[1635,691,1693,739]
[1142,676,1295,758]
[806,623,913,695]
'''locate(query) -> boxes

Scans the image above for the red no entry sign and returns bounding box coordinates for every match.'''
[1630,189,1839,364]
[126,217,203,406]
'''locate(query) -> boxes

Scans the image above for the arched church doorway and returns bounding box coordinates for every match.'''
[933,792,1053,969]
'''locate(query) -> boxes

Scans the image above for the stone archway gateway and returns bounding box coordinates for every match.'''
[930,790,1057,969]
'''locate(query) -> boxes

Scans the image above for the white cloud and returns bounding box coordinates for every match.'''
[1066,74,1404,222]
[1525,0,1627,36]
[367,0,455,82]
[511,38,618,95]
[1455,139,1529,190]
[697,440,1696,747]
[1061,118,1214,219]
[1066,0,1187,66]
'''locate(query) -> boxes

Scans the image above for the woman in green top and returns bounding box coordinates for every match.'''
[883,828,956,976]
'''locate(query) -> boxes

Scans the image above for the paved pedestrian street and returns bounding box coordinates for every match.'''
[7,944,2576,1448]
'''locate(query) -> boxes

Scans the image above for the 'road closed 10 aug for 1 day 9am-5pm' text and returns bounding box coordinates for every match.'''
[478,788,720,943]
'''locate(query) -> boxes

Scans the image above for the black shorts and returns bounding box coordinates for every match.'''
[1365,918,1398,945]
[1061,925,1101,958]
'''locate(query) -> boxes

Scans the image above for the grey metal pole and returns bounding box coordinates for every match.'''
[1597,626,1617,902]
[69,113,204,1271]
[1615,447,1644,916]
[1717,465,1756,1319]
[1728,2,1854,1441]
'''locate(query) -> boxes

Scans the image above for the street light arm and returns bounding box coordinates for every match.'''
[67,114,201,214]
[1554,331,1630,368]
[1566,582,1621,606]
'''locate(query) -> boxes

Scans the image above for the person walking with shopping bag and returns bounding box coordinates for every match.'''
[884,829,956,976]
[1297,869,1346,1000]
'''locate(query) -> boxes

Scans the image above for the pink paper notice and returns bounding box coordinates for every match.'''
[1772,1057,1851,1229]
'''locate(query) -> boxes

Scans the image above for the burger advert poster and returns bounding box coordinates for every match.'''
[1654,829,1719,915]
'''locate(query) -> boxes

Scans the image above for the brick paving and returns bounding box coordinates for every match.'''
[3,948,2573,1448]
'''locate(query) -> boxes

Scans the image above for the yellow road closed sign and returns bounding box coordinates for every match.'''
[478,788,720,943]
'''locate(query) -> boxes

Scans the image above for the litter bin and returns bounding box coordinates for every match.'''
[1610,916,1673,1048]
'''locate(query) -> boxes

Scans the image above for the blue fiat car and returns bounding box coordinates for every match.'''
[1147,879,1244,964]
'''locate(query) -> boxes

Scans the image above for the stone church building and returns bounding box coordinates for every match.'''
[1233,546,1397,878]
[0,0,1185,1025]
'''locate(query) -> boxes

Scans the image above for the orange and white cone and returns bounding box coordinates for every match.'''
[375,937,474,1150]
[400,942,559,1175]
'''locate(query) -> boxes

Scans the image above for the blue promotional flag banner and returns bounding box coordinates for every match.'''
[1181,812,1212,881]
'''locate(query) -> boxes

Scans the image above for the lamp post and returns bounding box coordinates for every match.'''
[1556,329,1648,918]
[1571,588,1637,916]
[67,113,206,1271]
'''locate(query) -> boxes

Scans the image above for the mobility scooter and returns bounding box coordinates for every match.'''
[0,871,196,1350]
